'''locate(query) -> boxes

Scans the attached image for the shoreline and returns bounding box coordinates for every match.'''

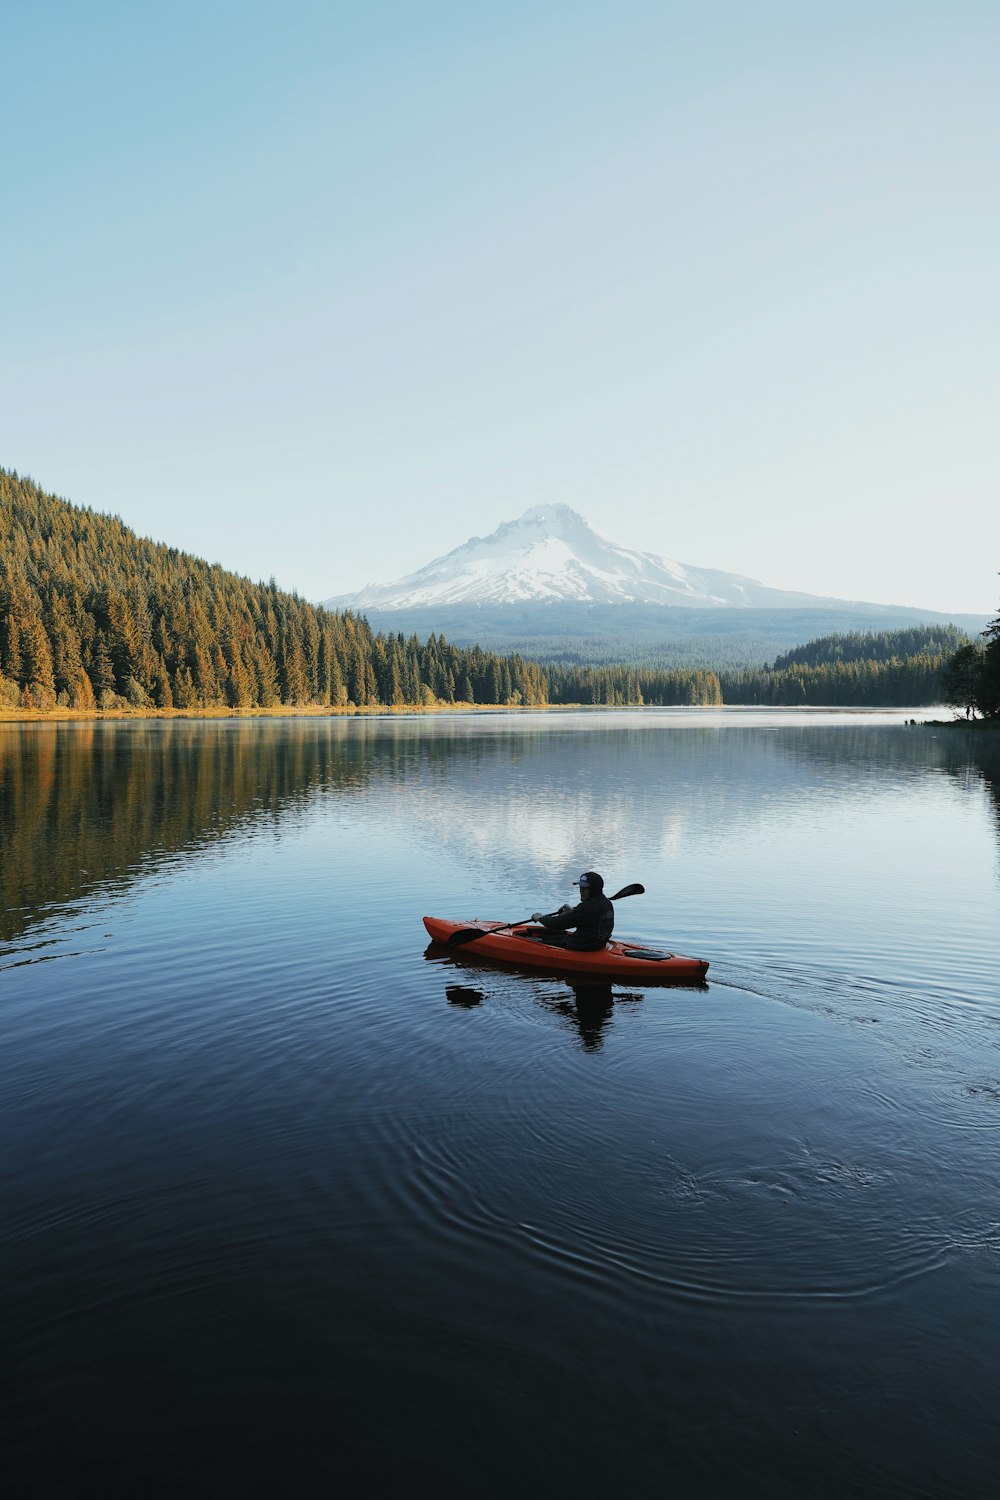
[0,703,967,725]
[0,702,519,723]
[925,716,1000,732]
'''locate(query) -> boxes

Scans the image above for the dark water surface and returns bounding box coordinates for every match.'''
[2,712,999,1497]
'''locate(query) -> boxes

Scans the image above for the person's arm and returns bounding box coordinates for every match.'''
[531,902,579,932]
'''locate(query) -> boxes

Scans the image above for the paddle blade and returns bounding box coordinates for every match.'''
[446,914,539,947]
[445,927,492,948]
[609,883,645,900]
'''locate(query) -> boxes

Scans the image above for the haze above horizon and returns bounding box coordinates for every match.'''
[3,1,998,615]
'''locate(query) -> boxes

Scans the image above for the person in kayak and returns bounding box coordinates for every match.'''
[529,871,615,951]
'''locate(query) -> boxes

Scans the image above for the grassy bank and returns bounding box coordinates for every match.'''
[0,701,534,723]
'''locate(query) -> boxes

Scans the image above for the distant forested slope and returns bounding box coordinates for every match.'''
[0,471,546,709]
[720,626,968,706]
[772,626,969,670]
[540,625,962,707]
[354,601,987,670]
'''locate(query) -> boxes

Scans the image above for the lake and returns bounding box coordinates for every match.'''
[2,711,999,1497]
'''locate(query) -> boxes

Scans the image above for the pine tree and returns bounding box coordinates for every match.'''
[152,658,173,709]
[70,669,96,710]
[20,607,56,697]
[88,633,116,698]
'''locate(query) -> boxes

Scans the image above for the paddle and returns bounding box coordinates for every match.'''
[445,884,645,948]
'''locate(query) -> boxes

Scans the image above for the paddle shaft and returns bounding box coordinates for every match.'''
[446,883,644,948]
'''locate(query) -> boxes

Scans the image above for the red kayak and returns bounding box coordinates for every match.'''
[423,917,709,983]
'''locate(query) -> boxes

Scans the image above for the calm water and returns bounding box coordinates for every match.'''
[2,711,999,1497]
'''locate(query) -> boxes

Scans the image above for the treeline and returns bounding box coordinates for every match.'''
[720,626,965,706]
[0,471,547,710]
[721,655,950,707]
[773,625,969,671]
[545,665,722,705]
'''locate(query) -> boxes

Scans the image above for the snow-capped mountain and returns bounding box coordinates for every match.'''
[323,504,847,611]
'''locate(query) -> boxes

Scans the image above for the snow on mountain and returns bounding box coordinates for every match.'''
[323,504,843,611]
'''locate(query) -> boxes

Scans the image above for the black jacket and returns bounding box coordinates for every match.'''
[539,893,614,951]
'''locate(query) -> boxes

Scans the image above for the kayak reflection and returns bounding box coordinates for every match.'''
[445,984,484,1009]
[432,947,658,1051]
[444,974,622,1049]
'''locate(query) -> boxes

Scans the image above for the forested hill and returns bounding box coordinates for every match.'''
[773,626,969,671]
[0,471,547,710]
[541,624,965,708]
[719,624,968,707]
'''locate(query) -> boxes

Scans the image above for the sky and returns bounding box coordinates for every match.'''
[2,0,998,615]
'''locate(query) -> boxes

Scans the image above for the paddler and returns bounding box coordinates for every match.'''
[530,870,615,951]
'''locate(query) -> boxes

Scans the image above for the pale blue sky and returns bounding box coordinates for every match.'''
[3,0,998,613]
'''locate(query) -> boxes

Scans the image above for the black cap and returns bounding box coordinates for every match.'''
[574,870,604,892]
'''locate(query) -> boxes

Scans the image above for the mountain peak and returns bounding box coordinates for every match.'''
[322,507,834,611]
[514,503,587,528]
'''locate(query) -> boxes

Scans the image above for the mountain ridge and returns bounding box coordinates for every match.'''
[324,504,913,614]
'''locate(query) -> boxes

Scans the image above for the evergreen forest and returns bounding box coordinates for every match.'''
[0,470,980,712]
[719,626,969,707]
[0,471,547,711]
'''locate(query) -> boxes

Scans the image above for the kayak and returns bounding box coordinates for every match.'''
[423,917,709,982]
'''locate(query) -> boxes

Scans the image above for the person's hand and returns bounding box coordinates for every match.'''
[531,911,543,922]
